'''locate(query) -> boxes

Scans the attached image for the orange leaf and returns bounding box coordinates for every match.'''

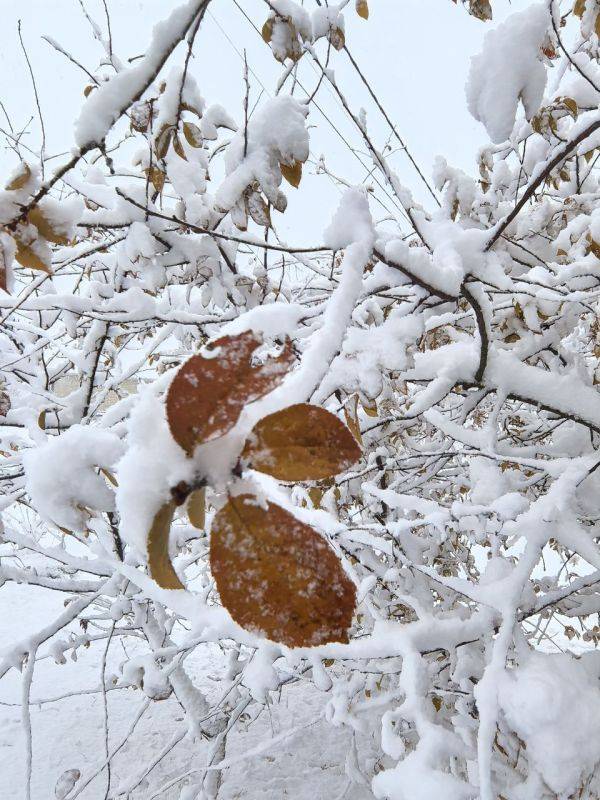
[166,331,295,455]
[210,495,356,647]
[243,403,361,481]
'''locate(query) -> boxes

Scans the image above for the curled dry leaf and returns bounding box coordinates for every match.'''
[280,160,302,188]
[0,385,10,417]
[28,207,70,246]
[187,487,206,529]
[155,125,173,160]
[243,403,361,481]
[166,331,295,455]
[344,394,363,446]
[5,162,31,191]
[210,495,356,647]
[173,135,187,160]
[147,501,185,590]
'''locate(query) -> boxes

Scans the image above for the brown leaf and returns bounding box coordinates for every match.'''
[6,163,31,191]
[166,331,295,455]
[243,403,361,481]
[187,487,206,529]
[210,495,356,647]
[147,502,185,589]
[280,161,302,188]
[183,121,203,148]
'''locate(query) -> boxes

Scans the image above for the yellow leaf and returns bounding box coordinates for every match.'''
[361,397,378,418]
[280,161,302,188]
[187,487,206,529]
[28,207,69,246]
[145,166,165,194]
[242,403,361,481]
[6,163,31,191]
[147,502,185,590]
[183,121,203,148]
[344,394,363,445]
[38,410,46,429]
[356,0,369,19]
[15,241,51,273]
[261,18,273,43]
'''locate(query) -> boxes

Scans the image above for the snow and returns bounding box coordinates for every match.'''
[74,0,208,147]
[498,653,600,797]
[22,426,123,531]
[466,3,549,143]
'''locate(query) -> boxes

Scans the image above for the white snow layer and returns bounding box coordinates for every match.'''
[23,425,124,531]
[466,3,549,143]
[498,653,600,797]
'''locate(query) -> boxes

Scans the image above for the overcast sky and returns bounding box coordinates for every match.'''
[0,0,531,240]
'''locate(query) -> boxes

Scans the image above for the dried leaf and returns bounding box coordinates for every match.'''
[246,191,271,228]
[243,403,361,481]
[147,502,185,590]
[83,84,96,98]
[210,495,356,647]
[344,394,363,445]
[15,241,51,273]
[280,160,302,188]
[155,125,173,159]
[262,18,273,43]
[187,487,206,529]
[0,386,10,417]
[469,0,492,20]
[166,331,295,455]
[28,207,69,246]
[146,166,166,194]
[356,0,369,19]
[173,135,187,160]
[6,163,31,191]
[183,121,203,148]
[329,25,346,50]
[99,467,118,487]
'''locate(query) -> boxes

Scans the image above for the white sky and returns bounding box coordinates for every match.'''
[0,0,531,240]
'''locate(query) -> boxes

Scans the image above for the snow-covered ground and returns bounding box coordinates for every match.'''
[0,583,374,799]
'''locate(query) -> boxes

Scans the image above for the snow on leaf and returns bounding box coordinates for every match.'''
[242,403,361,481]
[210,495,356,647]
[166,331,295,455]
[5,162,31,191]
